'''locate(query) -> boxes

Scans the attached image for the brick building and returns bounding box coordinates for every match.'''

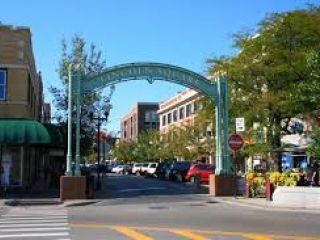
[121,103,159,141]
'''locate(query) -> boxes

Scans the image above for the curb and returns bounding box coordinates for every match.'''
[4,199,62,207]
[63,200,99,207]
[212,197,320,213]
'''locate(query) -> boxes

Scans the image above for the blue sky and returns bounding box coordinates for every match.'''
[1,0,318,133]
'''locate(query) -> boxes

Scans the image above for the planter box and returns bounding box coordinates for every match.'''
[272,186,320,208]
[60,176,86,201]
[209,174,235,196]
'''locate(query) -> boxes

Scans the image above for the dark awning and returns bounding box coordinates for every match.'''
[43,124,64,148]
[0,119,51,144]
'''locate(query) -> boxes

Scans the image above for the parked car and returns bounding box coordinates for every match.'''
[185,163,215,183]
[154,162,171,178]
[131,163,144,175]
[169,162,191,182]
[144,163,159,177]
[111,165,131,174]
[106,163,118,173]
[133,163,149,176]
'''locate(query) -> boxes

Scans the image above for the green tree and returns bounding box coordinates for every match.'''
[207,6,320,155]
[113,140,138,163]
[49,35,114,156]
[135,130,161,161]
[307,127,320,160]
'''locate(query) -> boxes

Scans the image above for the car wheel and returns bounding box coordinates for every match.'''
[136,171,140,176]
[190,176,195,183]
[176,174,183,182]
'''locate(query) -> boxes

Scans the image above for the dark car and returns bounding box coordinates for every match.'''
[168,162,191,182]
[154,162,171,178]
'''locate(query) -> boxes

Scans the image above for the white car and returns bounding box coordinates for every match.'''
[111,165,129,174]
[145,163,158,176]
[132,163,149,175]
[132,163,143,174]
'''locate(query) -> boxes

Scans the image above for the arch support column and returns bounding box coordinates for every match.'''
[214,76,230,175]
[65,64,73,176]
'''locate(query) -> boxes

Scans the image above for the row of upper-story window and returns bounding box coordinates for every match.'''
[0,69,38,116]
[0,69,7,101]
[161,101,199,126]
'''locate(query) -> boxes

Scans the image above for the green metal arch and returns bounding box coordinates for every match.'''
[82,62,217,101]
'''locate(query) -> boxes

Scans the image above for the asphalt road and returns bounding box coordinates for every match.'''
[67,174,320,240]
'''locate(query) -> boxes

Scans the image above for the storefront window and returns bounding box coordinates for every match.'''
[1,146,22,186]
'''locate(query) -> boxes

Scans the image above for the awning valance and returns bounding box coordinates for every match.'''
[0,119,51,144]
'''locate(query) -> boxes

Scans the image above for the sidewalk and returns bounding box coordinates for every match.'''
[212,196,320,213]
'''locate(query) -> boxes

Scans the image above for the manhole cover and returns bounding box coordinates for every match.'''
[148,206,169,210]
[186,203,206,207]
[206,201,218,204]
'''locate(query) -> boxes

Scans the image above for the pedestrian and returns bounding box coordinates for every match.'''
[311,162,319,186]
[305,164,313,186]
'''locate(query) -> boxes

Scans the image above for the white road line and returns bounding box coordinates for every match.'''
[0,223,68,228]
[0,217,67,221]
[2,214,67,218]
[0,220,68,224]
[0,232,69,238]
[0,227,70,232]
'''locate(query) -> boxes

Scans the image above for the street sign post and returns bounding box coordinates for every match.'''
[236,117,245,132]
[228,133,244,152]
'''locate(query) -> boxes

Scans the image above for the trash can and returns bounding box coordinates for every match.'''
[86,175,95,199]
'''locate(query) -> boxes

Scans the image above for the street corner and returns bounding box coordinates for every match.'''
[63,199,99,208]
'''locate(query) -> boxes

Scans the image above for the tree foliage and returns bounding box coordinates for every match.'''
[49,35,114,155]
[112,124,213,163]
[306,127,320,159]
[206,6,320,155]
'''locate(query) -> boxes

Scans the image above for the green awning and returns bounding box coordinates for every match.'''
[0,119,51,144]
[43,124,64,148]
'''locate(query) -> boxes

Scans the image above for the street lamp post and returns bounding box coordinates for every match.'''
[89,100,111,190]
[96,117,101,190]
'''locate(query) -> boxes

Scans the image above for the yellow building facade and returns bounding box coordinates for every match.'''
[0,25,42,120]
[0,24,50,191]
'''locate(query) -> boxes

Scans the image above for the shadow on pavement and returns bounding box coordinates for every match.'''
[93,174,209,201]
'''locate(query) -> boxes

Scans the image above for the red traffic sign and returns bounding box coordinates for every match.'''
[228,134,244,151]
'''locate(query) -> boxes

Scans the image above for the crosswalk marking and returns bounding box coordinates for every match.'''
[0,219,68,224]
[0,223,68,228]
[0,216,67,221]
[0,227,70,232]
[0,207,70,239]
[0,232,70,238]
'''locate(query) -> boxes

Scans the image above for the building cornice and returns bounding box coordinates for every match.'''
[0,64,29,69]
